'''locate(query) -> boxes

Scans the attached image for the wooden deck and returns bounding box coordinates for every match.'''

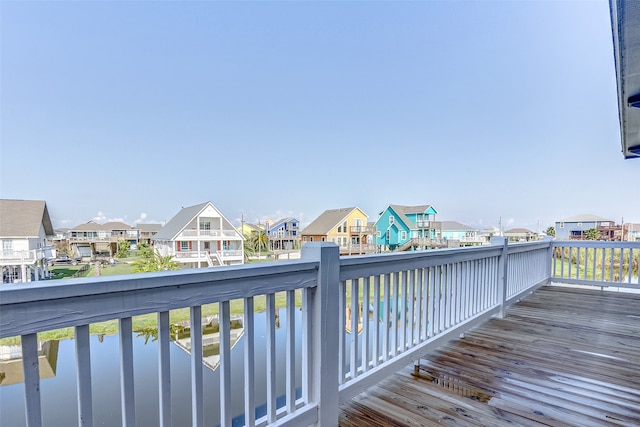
[339,285,640,426]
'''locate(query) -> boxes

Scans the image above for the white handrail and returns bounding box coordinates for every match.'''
[4,239,635,426]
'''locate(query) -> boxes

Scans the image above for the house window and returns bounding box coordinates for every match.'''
[401,231,407,240]
[199,222,211,230]
[389,216,394,225]
[310,237,314,242]
[303,236,307,242]
[342,221,347,233]
[181,241,189,251]
[2,240,12,254]
[377,231,381,238]
[321,237,325,242]
[577,222,583,227]
[386,230,390,240]
[560,222,565,228]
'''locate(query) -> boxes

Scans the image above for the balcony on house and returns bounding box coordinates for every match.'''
[1,239,639,426]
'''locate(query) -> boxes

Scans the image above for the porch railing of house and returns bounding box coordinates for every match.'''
[2,238,638,427]
[174,250,243,261]
[179,230,240,238]
[0,246,55,265]
[0,250,38,264]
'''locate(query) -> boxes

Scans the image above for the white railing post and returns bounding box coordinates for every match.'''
[491,237,508,317]
[543,236,553,282]
[301,242,340,427]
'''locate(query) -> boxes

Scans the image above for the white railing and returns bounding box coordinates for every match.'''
[221,249,243,257]
[0,250,38,265]
[0,238,563,427]
[174,250,242,261]
[174,250,209,259]
[551,240,640,289]
[179,230,240,238]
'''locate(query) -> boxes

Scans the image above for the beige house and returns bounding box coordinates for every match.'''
[300,207,375,255]
[0,199,55,283]
[68,221,139,257]
[504,228,538,243]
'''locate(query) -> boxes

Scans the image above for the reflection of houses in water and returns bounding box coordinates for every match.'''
[173,315,245,372]
[0,340,59,386]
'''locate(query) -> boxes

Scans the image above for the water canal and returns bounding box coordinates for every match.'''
[1,309,307,427]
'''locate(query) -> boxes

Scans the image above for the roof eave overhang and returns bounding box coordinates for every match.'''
[611,0,640,159]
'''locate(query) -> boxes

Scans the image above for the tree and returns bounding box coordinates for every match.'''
[137,242,153,259]
[133,250,180,272]
[545,226,555,237]
[116,239,131,258]
[584,228,600,240]
[248,230,269,254]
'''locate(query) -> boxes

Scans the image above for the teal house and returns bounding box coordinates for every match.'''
[374,204,439,251]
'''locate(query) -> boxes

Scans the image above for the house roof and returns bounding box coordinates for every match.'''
[153,202,210,240]
[70,221,106,231]
[610,0,640,158]
[243,223,264,232]
[153,201,242,241]
[558,214,613,223]
[301,207,364,235]
[136,223,163,232]
[0,199,54,238]
[102,221,134,230]
[389,204,436,215]
[504,228,535,234]
[269,217,296,229]
[440,221,476,232]
[385,204,437,231]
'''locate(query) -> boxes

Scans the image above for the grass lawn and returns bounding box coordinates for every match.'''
[49,264,91,280]
[97,262,136,276]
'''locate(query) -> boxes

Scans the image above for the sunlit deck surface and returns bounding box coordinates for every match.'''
[339,286,640,427]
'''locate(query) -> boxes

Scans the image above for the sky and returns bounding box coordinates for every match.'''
[1,0,638,232]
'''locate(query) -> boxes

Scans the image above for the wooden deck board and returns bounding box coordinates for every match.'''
[339,286,640,426]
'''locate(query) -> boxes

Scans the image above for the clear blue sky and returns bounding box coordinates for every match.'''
[1,0,638,231]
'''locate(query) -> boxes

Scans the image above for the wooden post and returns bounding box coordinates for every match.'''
[301,242,340,427]
[491,237,508,318]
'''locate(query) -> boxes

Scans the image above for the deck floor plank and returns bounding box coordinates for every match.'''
[339,286,640,426]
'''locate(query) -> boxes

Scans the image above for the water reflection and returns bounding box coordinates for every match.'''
[0,310,298,427]
[0,340,59,386]
[170,314,245,371]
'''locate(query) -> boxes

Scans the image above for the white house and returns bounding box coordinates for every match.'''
[152,201,244,268]
[0,199,55,283]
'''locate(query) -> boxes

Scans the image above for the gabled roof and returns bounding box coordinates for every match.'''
[0,199,54,238]
[385,204,437,231]
[269,217,297,230]
[70,221,106,231]
[136,223,163,232]
[301,207,365,235]
[389,204,437,215]
[102,221,134,230]
[558,214,613,223]
[153,202,209,240]
[242,223,264,232]
[504,228,535,234]
[440,221,476,232]
[153,201,242,241]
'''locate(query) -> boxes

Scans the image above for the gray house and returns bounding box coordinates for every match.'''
[554,214,615,240]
